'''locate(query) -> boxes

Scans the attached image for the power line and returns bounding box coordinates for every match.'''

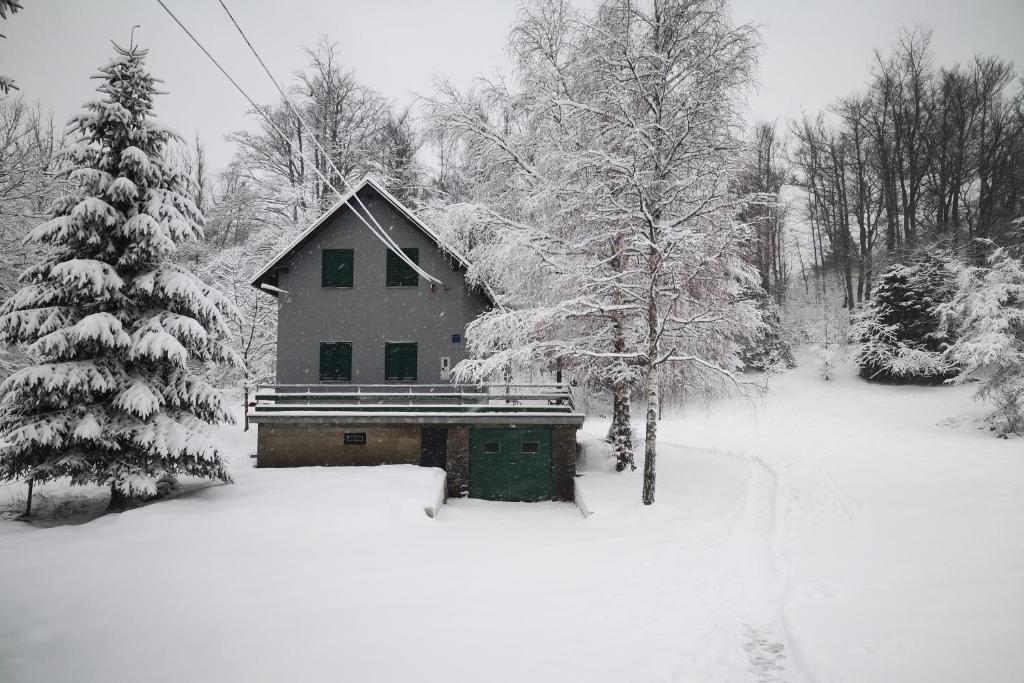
[153,0,440,285]
[214,0,438,285]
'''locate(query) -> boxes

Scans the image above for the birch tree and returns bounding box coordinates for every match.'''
[423,0,641,471]
[427,0,762,501]
[575,0,761,504]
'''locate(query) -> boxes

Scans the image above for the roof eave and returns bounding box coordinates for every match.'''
[245,175,497,307]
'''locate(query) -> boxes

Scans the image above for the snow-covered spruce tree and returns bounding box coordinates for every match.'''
[0,43,238,511]
[851,252,959,383]
[943,249,1024,435]
[0,0,22,95]
[1008,217,1024,259]
[737,292,795,372]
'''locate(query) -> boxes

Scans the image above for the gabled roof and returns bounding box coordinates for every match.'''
[249,176,487,300]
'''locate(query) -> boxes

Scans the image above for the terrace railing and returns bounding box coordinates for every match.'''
[250,383,576,414]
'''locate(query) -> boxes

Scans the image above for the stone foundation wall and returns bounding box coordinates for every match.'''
[256,421,579,502]
[256,424,421,468]
[551,425,577,502]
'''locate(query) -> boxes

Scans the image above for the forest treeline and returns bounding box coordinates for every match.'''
[0,1,1021,503]
[3,23,1020,375]
[787,28,1023,310]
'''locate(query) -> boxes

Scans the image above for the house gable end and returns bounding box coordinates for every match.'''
[249,178,485,301]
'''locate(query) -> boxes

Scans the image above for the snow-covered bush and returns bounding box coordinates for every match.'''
[943,249,1024,435]
[851,253,959,383]
[0,43,238,509]
[1008,217,1023,259]
[738,294,795,372]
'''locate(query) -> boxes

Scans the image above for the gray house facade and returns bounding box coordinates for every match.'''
[248,177,584,503]
[252,178,491,386]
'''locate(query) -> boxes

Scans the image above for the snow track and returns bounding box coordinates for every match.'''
[669,357,1024,682]
[2,361,1022,682]
[657,432,817,683]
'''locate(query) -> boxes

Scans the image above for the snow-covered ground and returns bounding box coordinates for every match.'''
[1,356,1021,682]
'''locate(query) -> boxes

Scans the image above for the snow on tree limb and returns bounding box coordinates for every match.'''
[0,42,237,497]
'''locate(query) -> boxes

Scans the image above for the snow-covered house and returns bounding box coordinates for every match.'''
[248,177,584,502]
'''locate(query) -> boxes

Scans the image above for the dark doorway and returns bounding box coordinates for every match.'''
[420,427,448,469]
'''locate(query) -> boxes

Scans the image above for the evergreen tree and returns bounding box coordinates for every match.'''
[738,293,795,372]
[0,43,237,511]
[0,0,22,95]
[944,249,1024,434]
[851,252,958,382]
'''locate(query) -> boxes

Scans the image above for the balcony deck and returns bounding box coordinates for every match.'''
[247,383,586,426]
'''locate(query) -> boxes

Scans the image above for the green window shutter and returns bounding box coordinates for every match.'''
[322,249,353,287]
[319,342,352,381]
[384,342,417,382]
[385,248,419,287]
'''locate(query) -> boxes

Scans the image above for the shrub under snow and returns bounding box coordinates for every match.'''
[851,253,959,383]
[943,249,1024,435]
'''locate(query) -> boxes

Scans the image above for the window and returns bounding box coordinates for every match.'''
[319,342,352,382]
[322,249,353,288]
[451,334,462,344]
[386,247,419,287]
[344,432,367,445]
[384,342,417,382]
[521,441,540,454]
[483,441,500,454]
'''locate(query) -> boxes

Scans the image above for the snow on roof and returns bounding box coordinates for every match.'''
[248,176,477,293]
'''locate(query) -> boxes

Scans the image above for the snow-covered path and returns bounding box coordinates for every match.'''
[1,359,1021,682]
[675,359,1024,682]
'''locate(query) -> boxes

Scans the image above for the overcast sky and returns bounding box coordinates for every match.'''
[3,0,1022,171]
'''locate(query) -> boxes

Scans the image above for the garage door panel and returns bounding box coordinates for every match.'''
[469,427,551,501]
[470,450,510,501]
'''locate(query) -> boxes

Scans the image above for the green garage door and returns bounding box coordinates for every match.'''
[469,427,552,502]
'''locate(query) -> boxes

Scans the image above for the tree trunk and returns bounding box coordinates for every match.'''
[608,383,635,471]
[108,484,130,513]
[641,366,659,506]
[22,478,33,518]
[605,304,634,471]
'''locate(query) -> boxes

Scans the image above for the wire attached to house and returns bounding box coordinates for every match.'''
[213,0,438,286]
[154,0,442,286]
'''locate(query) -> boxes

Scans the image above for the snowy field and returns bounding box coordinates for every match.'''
[1,356,1022,683]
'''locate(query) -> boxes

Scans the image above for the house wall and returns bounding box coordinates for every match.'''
[272,185,491,386]
[256,421,578,502]
[257,424,422,467]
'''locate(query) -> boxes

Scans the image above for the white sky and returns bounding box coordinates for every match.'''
[3,0,1022,171]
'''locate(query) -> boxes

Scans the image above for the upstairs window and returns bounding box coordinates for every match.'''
[384,342,417,382]
[319,342,352,382]
[322,249,354,288]
[385,247,419,287]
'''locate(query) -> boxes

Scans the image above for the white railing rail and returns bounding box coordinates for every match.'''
[253,383,576,410]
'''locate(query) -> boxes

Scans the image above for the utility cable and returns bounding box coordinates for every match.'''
[215,0,439,285]
[154,0,440,285]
